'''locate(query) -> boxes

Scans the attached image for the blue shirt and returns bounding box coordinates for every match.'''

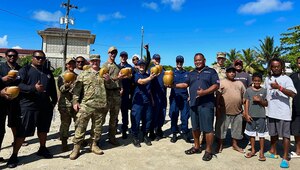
[186,66,219,107]
[148,64,167,104]
[170,68,189,99]
[132,71,152,105]
[118,63,133,95]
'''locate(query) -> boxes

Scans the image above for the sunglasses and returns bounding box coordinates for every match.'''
[34,56,46,60]
[76,61,85,63]
[7,55,17,58]
[132,58,138,61]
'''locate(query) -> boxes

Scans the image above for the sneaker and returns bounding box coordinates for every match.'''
[132,138,141,148]
[122,131,128,139]
[149,132,156,141]
[0,157,4,163]
[170,133,177,143]
[181,133,192,143]
[37,146,53,158]
[280,159,289,168]
[108,138,120,146]
[7,154,19,168]
[144,136,152,146]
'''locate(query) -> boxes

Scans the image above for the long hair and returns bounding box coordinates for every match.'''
[267,57,285,78]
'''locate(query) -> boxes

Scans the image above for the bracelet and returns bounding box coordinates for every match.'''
[279,86,283,92]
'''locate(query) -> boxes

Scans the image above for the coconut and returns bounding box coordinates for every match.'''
[99,67,109,78]
[83,65,91,70]
[150,66,159,74]
[63,72,76,82]
[6,86,20,99]
[163,70,174,86]
[7,70,18,78]
[120,68,132,77]
[155,65,163,74]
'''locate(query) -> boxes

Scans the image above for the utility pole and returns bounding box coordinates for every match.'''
[61,0,77,72]
[140,26,144,59]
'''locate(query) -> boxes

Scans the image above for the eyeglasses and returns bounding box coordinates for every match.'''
[34,56,46,60]
[7,55,17,58]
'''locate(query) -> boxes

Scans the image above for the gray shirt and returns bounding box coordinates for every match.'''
[235,71,252,88]
[244,87,267,118]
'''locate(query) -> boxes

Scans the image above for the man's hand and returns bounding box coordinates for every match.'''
[73,103,80,112]
[243,113,253,123]
[64,80,73,87]
[103,73,110,81]
[197,88,206,97]
[252,95,262,102]
[1,75,14,83]
[144,44,149,50]
[0,87,12,100]
[270,79,280,90]
[35,81,44,92]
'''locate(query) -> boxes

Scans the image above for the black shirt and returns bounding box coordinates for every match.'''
[18,64,57,111]
[290,72,300,115]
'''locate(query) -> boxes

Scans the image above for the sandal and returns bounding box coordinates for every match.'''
[202,151,214,161]
[244,152,256,158]
[185,147,202,155]
[264,151,279,159]
[258,156,266,161]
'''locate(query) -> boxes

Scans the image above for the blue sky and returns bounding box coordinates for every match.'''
[0,0,299,67]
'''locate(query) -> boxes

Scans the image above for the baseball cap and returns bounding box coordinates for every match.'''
[132,54,140,60]
[152,54,161,59]
[226,65,236,72]
[137,59,146,65]
[176,55,184,62]
[90,54,100,60]
[234,59,243,66]
[75,56,86,60]
[108,46,118,53]
[217,52,226,59]
[120,51,128,57]
[66,58,75,64]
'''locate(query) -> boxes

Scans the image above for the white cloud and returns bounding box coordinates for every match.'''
[0,35,8,47]
[162,0,185,11]
[244,19,257,26]
[276,17,286,22]
[97,11,125,22]
[142,2,159,11]
[78,7,87,13]
[12,46,22,49]
[238,0,293,15]
[33,10,63,22]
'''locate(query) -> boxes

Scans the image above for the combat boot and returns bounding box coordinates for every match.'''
[69,143,81,160]
[61,138,69,152]
[90,142,104,155]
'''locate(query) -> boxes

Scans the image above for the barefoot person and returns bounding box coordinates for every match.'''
[264,58,296,168]
[243,73,268,161]
[215,66,245,154]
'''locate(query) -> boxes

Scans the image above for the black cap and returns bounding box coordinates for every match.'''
[120,51,128,57]
[176,55,184,62]
[226,65,236,72]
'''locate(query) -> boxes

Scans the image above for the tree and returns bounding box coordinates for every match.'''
[256,36,281,65]
[225,48,241,67]
[240,48,264,74]
[280,25,300,71]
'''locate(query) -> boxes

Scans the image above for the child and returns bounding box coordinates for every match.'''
[216,66,246,153]
[243,73,268,161]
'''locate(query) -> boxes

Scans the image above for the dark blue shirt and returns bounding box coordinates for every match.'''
[132,71,152,105]
[18,64,57,110]
[170,68,189,99]
[148,64,167,104]
[186,66,219,107]
[118,63,133,95]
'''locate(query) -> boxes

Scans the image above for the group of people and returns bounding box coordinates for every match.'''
[0,47,299,169]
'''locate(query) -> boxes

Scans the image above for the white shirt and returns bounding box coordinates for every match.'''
[264,75,297,121]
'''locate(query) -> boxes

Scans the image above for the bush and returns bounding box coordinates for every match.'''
[52,67,62,77]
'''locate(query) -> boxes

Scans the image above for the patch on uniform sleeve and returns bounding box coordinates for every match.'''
[47,74,51,79]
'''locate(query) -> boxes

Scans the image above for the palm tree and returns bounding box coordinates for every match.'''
[225,48,242,67]
[256,36,281,64]
[240,48,264,74]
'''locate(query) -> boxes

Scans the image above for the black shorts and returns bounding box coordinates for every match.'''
[291,115,300,136]
[16,109,53,138]
[7,100,20,128]
[190,105,214,133]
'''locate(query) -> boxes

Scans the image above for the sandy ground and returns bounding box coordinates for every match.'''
[1,92,300,170]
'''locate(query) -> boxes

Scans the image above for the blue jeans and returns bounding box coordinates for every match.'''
[131,103,152,138]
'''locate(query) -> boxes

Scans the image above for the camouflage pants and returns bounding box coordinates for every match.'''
[106,90,121,139]
[72,108,107,144]
[59,108,77,139]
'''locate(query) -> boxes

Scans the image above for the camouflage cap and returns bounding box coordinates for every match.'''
[90,54,100,60]
[66,57,75,64]
[217,52,226,59]
[108,46,118,53]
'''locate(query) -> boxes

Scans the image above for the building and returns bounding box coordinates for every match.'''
[38,28,96,68]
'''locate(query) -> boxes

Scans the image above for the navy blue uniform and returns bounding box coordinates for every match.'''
[169,68,190,134]
[131,72,152,138]
[118,63,133,132]
[148,64,167,133]
[186,67,219,132]
[17,64,57,137]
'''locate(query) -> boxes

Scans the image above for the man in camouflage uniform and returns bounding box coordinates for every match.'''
[57,58,77,152]
[102,46,122,145]
[70,55,108,160]
[212,52,227,80]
